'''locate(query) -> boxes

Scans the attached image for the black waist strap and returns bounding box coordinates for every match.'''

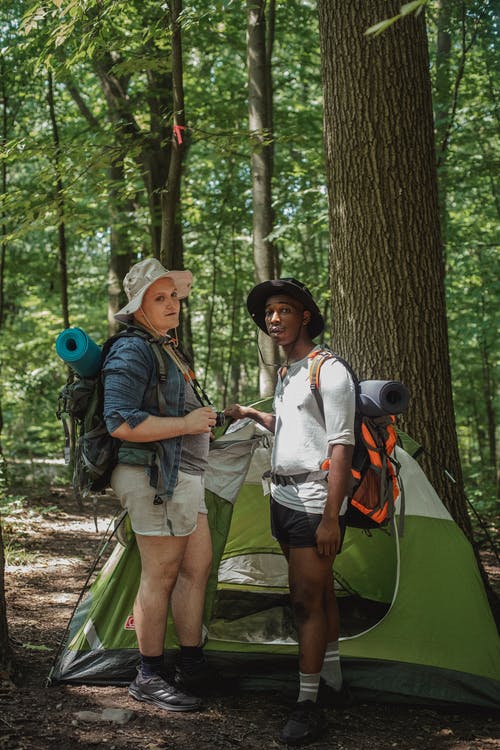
[263,470,328,486]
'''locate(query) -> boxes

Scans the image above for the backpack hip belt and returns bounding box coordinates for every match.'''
[118,442,160,467]
[264,469,328,486]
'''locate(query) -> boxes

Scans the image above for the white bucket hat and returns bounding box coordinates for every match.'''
[115,258,193,323]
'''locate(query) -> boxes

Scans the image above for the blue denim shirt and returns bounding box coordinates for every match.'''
[102,333,185,497]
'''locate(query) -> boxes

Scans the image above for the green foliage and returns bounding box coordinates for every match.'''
[1,494,46,565]
[2,535,39,567]
[427,0,499,505]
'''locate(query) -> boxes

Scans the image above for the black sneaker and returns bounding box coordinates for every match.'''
[279,700,326,746]
[129,672,201,712]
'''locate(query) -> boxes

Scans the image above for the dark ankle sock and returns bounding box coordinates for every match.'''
[140,653,164,678]
[179,645,204,671]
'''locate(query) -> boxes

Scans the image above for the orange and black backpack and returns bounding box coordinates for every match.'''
[308,348,409,533]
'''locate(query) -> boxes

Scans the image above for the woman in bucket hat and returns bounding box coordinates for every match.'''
[225,278,356,746]
[103,258,216,713]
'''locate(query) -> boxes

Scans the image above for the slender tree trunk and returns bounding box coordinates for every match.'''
[317,1,473,537]
[0,515,11,676]
[478,329,497,493]
[435,0,452,246]
[0,54,11,677]
[160,1,194,362]
[0,55,6,331]
[224,231,242,405]
[107,159,135,333]
[161,1,185,269]
[47,71,70,330]
[144,64,171,257]
[247,0,278,397]
[471,390,486,466]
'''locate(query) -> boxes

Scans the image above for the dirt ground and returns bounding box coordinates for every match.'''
[1,482,499,750]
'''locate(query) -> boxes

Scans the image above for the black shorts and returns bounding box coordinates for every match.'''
[270,497,346,550]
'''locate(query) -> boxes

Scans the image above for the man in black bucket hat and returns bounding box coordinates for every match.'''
[246,277,325,340]
[226,278,356,746]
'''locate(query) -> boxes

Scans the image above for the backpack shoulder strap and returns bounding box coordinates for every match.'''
[149,342,169,415]
[308,349,335,417]
[308,348,360,418]
[104,328,169,416]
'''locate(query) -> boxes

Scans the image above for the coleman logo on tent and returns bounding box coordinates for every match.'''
[124,615,135,630]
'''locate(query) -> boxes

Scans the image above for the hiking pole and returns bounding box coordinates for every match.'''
[45,508,128,687]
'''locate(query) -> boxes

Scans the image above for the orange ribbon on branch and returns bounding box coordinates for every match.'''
[173,124,186,144]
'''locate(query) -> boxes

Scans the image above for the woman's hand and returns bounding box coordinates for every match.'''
[183,406,217,434]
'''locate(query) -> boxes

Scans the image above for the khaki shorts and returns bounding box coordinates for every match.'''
[111,465,207,537]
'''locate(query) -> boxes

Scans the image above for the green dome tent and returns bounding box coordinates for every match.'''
[51,410,500,709]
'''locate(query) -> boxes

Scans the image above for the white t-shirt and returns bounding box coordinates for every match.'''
[271,347,356,513]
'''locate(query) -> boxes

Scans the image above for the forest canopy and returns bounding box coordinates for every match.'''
[0,0,498,518]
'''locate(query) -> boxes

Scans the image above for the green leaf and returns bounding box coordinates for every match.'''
[400,1,426,16]
[365,17,400,37]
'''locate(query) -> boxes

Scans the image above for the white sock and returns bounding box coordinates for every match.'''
[297,671,320,703]
[320,640,343,691]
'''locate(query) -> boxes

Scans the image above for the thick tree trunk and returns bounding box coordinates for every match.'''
[317,1,472,537]
[247,0,278,397]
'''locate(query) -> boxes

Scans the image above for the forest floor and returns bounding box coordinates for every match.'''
[1,468,499,750]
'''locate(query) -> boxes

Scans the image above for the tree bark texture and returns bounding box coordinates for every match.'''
[107,159,135,334]
[317,1,472,535]
[0,65,7,635]
[161,0,186,270]
[1,55,7,331]
[247,0,278,397]
[161,0,194,363]
[47,71,70,330]
[0,515,12,675]
[435,0,452,245]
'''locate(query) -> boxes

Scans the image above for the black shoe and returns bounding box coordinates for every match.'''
[129,672,201,712]
[279,701,326,746]
[318,678,353,707]
[175,656,223,696]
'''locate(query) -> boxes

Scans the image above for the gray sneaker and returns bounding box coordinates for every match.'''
[129,672,201,712]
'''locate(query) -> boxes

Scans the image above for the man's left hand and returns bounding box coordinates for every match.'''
[315,517,341,558]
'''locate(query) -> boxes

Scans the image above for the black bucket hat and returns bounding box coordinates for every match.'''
[246,278,324,339]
